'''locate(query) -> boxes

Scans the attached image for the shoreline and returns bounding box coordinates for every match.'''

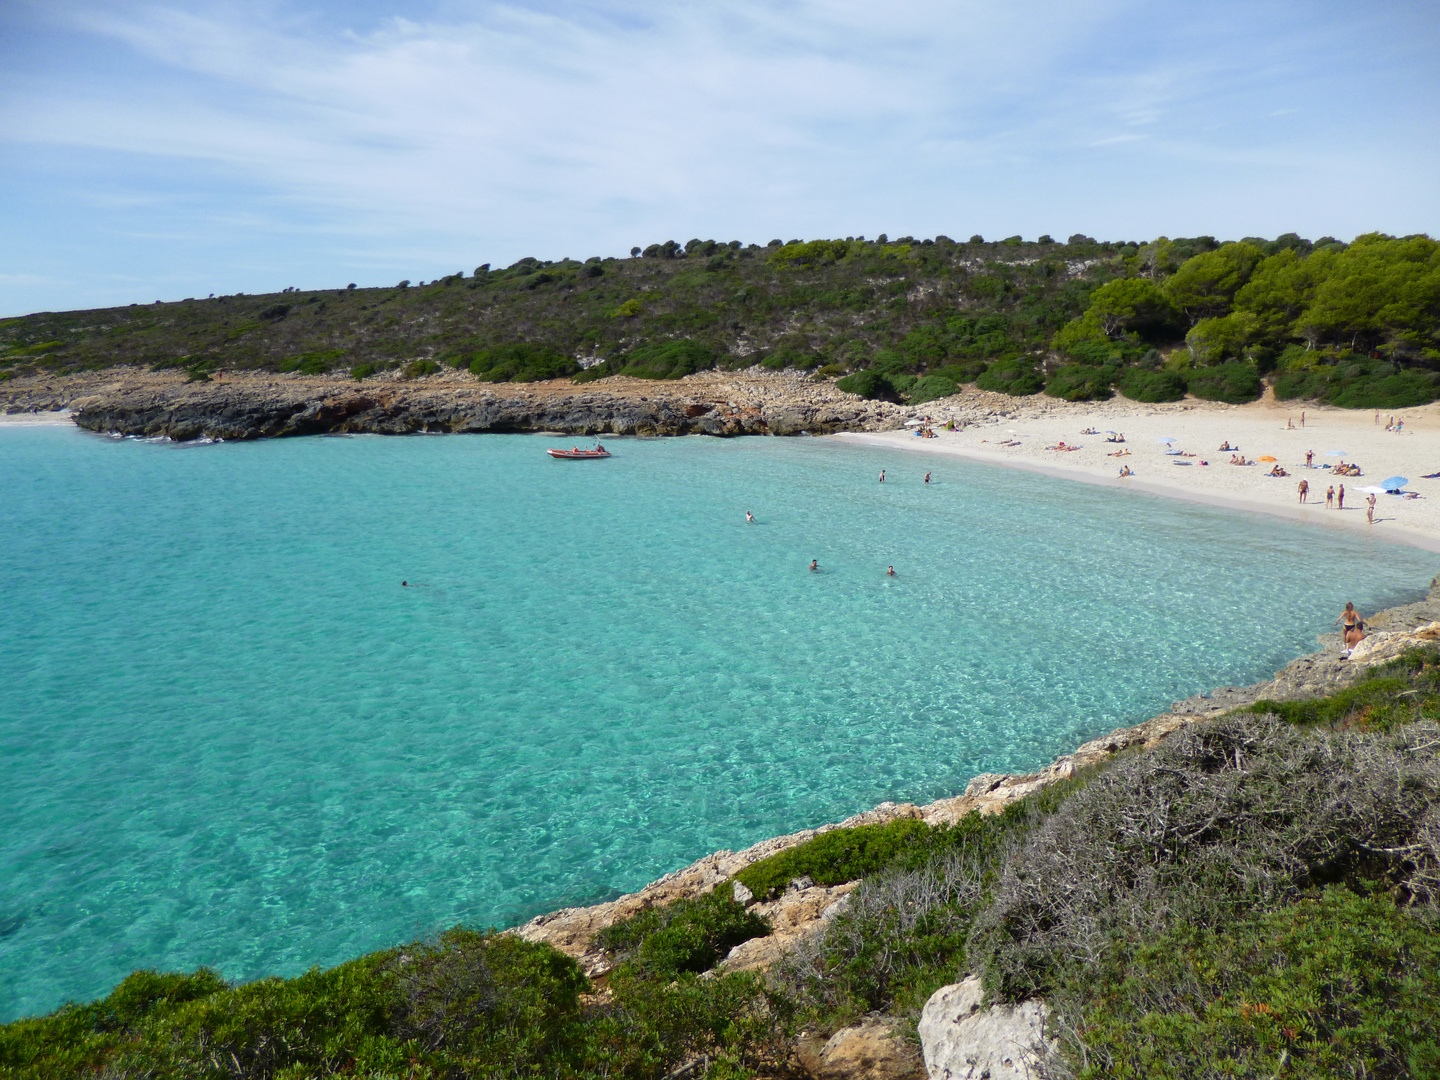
[833,395,1440,554]
[518,572,1440,975]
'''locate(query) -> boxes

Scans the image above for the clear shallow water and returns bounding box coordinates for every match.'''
[0,426,1434,1021]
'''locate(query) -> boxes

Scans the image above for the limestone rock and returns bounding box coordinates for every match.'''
[797,1018,924,1080]
[717,881,858,973]
[917,976,1055,1080]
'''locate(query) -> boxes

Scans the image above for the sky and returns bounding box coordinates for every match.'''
[2,0,1437,316]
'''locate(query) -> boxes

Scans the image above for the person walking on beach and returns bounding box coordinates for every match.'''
[1338,484,1345,509]
[1366,493,1377,524]
[1298,479,1309,503]
[1326,485,1335,508]
[1300,410,1306,427]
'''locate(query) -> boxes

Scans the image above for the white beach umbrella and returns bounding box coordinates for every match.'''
[1157,436,1176,444]
[1325,450,1345,456]
[1358,486,1388,494]
[904,418,923,427]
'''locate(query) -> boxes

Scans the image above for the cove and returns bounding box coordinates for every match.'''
[0,426,1434,1021]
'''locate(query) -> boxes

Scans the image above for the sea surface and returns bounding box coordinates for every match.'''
[1,425,1435,1020]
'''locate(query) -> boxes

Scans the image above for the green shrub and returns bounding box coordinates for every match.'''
[401,359,441,379]
[468,343,579,382]
[1239,646,1440,732]
[597,886,770,977]
[616,339,716,379]
[1068,889,1440,1079]
[279,349,345,375]
[932,360,988,384]
[1184,361,1262,403]
[975,358,1043,395]
[351,362,379,380]
[835,368,900,401]
[908,374,959,404]
[1044,364,1115,401]
[735,819,932,901]
[1118,368,1187,402]
[1275,363,1440,408]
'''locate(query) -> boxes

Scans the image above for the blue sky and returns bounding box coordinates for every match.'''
[2,0,1437,316]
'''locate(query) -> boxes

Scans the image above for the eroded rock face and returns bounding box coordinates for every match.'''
[797,1018,925,1080]
[917,976,1055,1080]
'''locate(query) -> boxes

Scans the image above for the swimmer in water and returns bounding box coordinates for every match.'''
[746,510,755,523]
[809,560,818,572]
[924,472,931,484]
[886,565,896,576]
[879,469,885,483]
[401,581,410,587]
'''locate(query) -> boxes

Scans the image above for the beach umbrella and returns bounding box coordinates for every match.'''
[904,418,923,427]
[1359,486,1388,494]
[1105,430,1117,435]
[1157,436,1176,444]
[1382,476,1408,491]
[1325,450,1345,456]
[1257,455,1277,462]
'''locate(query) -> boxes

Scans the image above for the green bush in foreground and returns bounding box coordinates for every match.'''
[735,819,932,901]
[1241,645,1440,732]
[834,367,901,401]
[1117,367,1186,402]
[1072,889,1440,1079]
[597,886,771,977]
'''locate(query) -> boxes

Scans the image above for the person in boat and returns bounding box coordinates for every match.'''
[596,443,605,453]
[809,559,818,572]
[886,566,896,576]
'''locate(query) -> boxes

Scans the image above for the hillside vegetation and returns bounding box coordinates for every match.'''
[4,647,1438,1079]
[2,232,1437,408]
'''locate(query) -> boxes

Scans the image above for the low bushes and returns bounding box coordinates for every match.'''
[467,342,578,382]
[735,819,933,901]
[596,887,771,977]
[1275,360,1440,408]
[975,357,1043,395]
[1118,368,1186,402]
[835,368,901,401]
[1183,361,1262,403]
[1044,363,1116,401]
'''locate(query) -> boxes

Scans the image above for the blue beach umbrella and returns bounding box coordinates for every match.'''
[1325,450,1345,456]
[1157,436,1176,444]
[1382,476,1408,492]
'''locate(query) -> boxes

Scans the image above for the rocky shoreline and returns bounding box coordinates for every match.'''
[515,576,1440,981]
[1,368,917,439]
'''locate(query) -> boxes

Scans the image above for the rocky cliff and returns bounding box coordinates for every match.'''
[2,368,913,440]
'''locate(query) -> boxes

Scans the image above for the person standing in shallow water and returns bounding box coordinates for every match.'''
[924,472,931,484]
[879,470,885,483]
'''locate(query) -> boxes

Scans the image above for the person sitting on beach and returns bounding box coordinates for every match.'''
[1082,427,1099,435]
[1230,454,1241,465]
[1219,441,1233,451]
[1118,465,1133,477]
[1267,465,1288,477]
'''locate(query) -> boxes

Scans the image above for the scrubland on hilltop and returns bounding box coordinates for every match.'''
[3,232,1438,410]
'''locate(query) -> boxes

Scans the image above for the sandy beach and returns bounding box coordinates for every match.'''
[0,409,73,426]
[837,394,1440,553]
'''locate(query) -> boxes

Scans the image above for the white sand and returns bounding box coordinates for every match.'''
[0,410,73,426]
[836,396,1440,554]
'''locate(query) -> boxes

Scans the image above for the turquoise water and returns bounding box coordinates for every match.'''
[0,426,1434,1021]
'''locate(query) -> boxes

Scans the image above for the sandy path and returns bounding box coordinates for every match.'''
[836,396,1440,553]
